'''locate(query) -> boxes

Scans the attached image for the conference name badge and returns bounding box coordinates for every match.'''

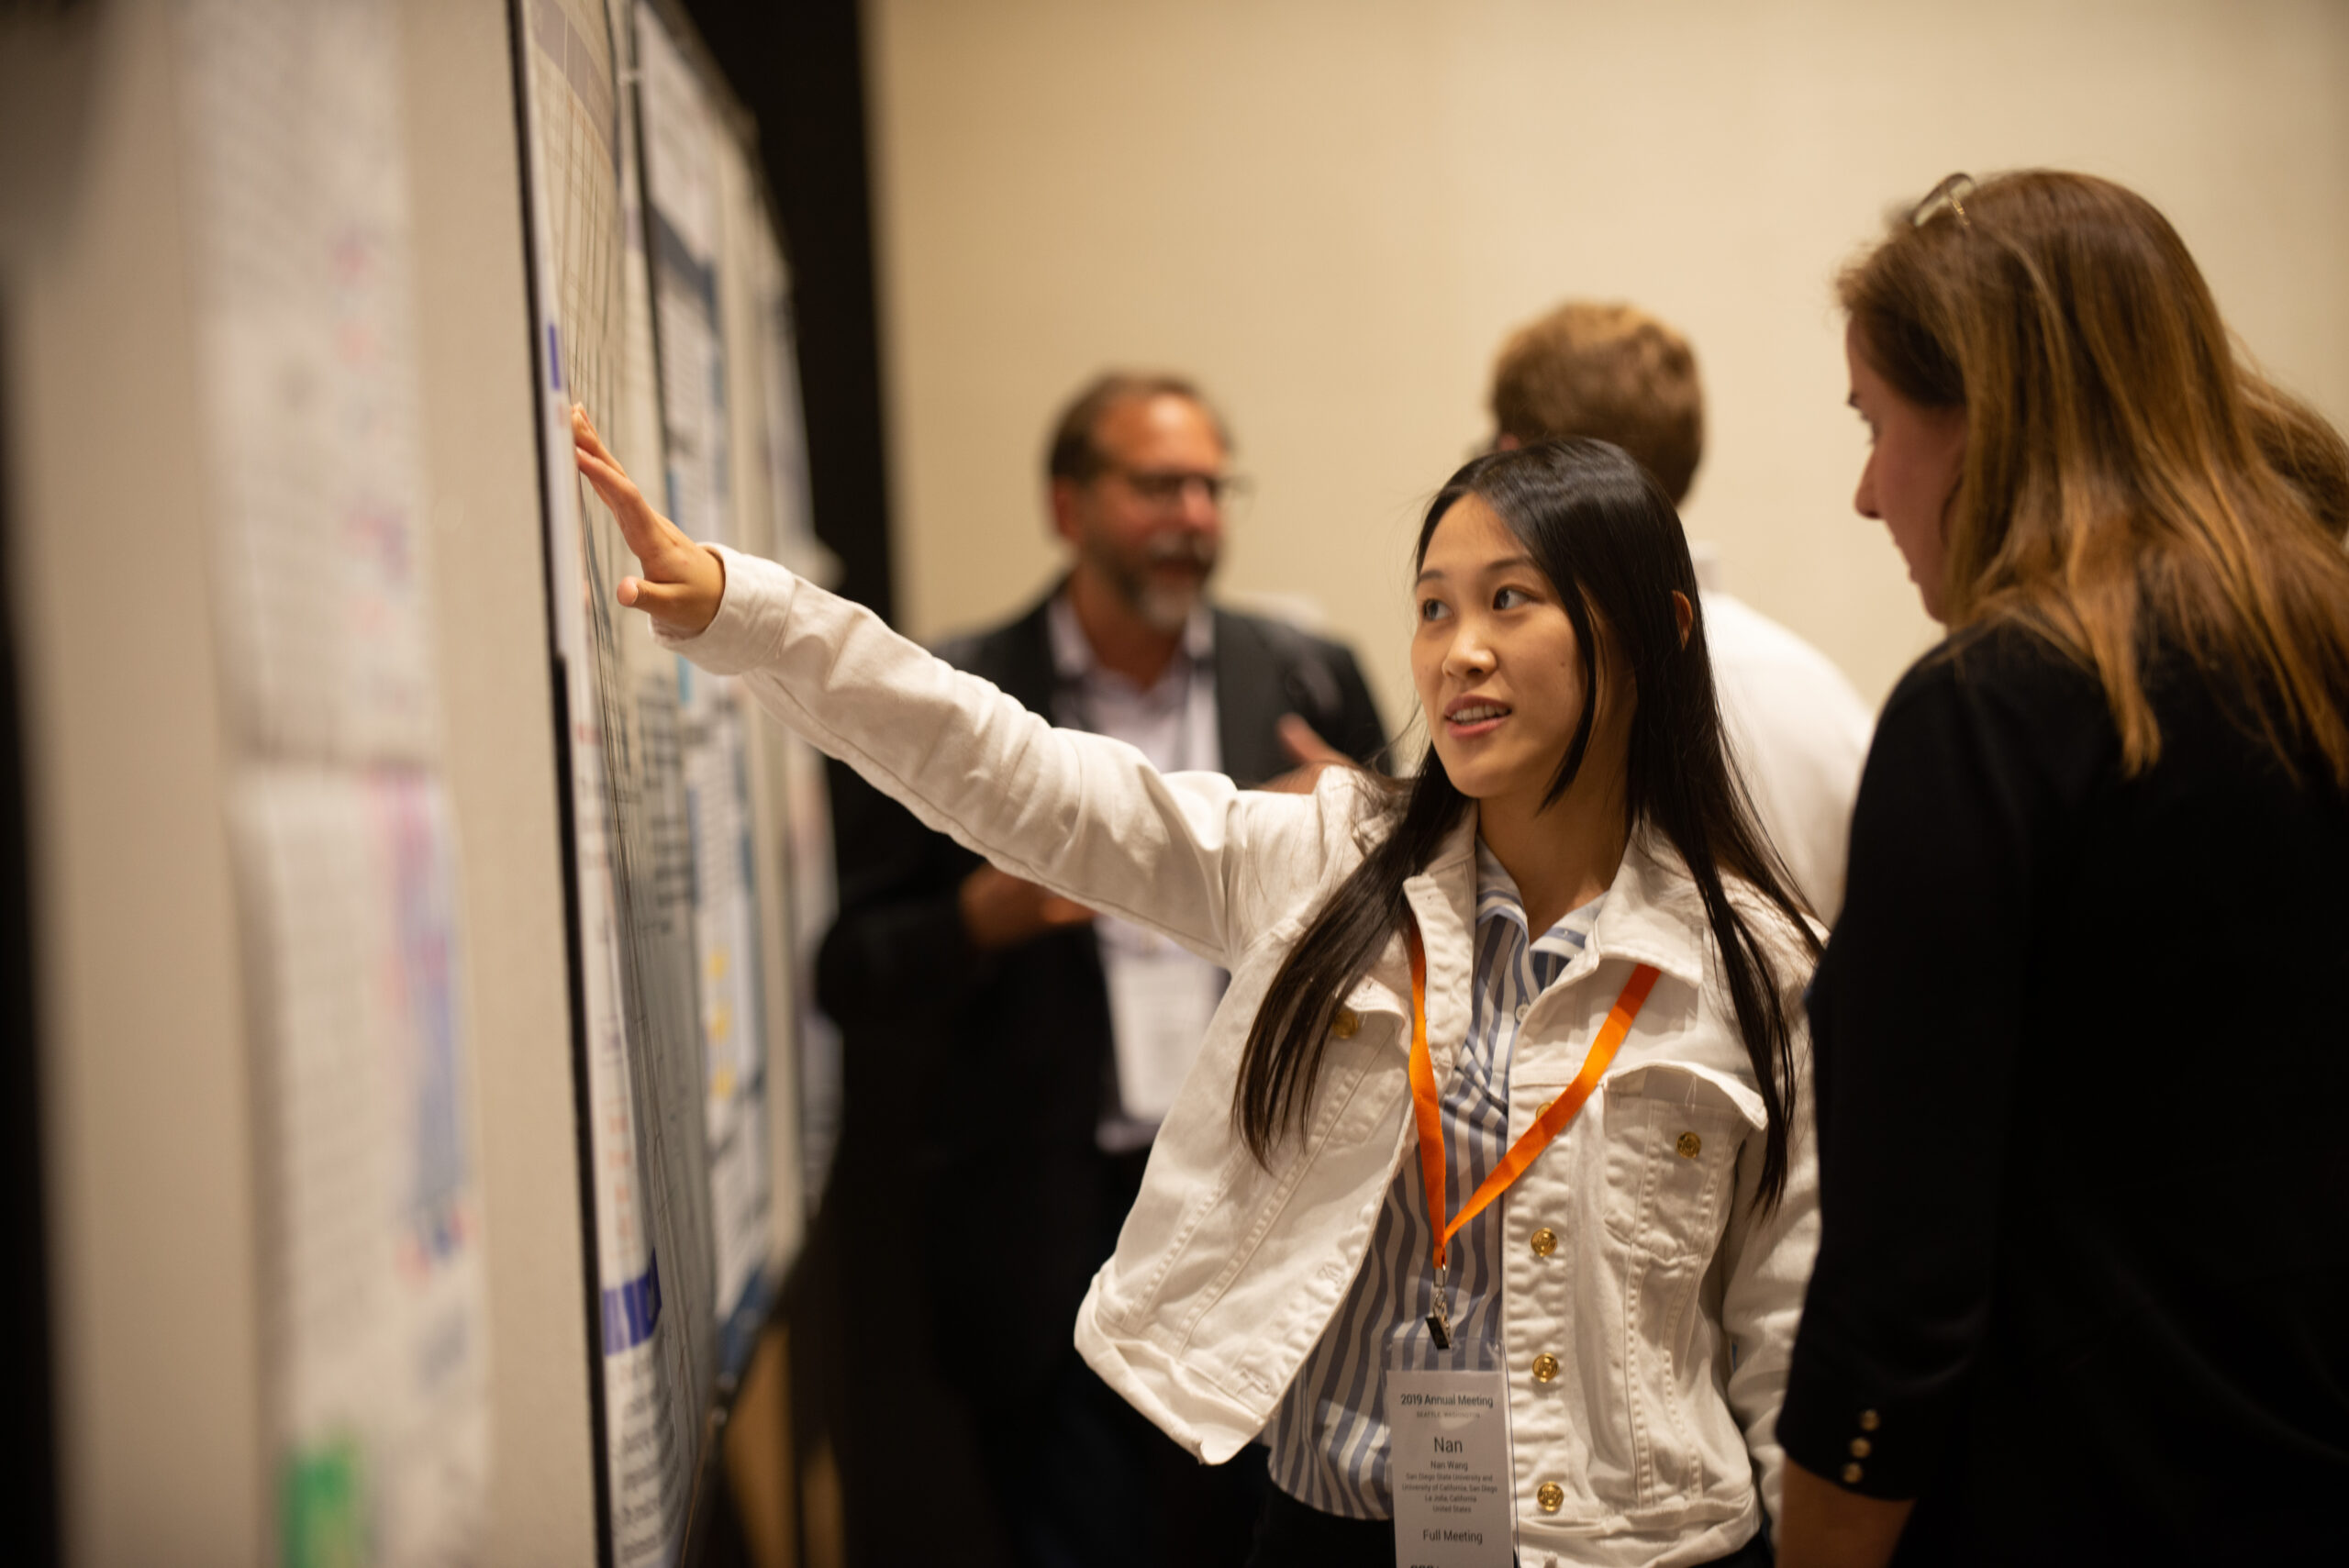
[1386,1366,1513,1568]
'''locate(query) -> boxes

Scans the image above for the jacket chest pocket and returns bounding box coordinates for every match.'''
[1596,1065,1760,1264]
[1325,974,1408,1070]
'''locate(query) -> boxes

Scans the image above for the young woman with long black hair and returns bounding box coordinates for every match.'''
[577,416,1824,1566]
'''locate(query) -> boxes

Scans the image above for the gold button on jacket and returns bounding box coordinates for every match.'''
[1529,1227,1558,1258]
[1531,1351,1560,1383]
[1841,1462,1865,1485]
[1330,1007,1360,1040]
[1675,1130,1702,1159]
[1535,1482,1564,1513]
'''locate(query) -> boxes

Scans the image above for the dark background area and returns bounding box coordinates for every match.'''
[675,0,895,628]
[0,306,64,1568]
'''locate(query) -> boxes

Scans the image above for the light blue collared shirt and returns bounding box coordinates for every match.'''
[1044,593,1227,1149]
[1264,842,1604,1517]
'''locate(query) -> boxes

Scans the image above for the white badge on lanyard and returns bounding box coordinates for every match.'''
[1385,915,1662,1568]
[1386,1362,1514,1567]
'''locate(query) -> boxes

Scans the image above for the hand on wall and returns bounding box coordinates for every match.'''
[572,404,726,637]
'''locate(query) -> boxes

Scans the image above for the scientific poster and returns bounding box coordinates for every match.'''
[734,149,842,1219]
[512,0,715,1560]
[228,772,487,1568]
[635,4,776,1380]
[178,0,490,1562]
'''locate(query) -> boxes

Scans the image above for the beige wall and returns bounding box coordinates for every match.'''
[397,4,601,1561]
[4,5,264,1559]
[869,0,2349,722]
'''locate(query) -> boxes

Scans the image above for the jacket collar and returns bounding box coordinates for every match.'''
[1395,813,1482,1072]
[1337,793,1719,1069]
[1399,816,1710,995]
[1584,832,1712,988]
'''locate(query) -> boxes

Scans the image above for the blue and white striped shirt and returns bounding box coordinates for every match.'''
[1264,843,1606,1517]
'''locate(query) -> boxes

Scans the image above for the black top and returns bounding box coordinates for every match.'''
[1779,623,2349,1563]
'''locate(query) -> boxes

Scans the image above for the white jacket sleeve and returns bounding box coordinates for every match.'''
[653,546,1324,963]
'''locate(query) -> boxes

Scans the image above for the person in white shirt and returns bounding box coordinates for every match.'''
[1489,300,1875,918]
[576,407,1820,1567]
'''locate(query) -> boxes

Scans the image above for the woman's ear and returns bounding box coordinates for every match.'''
[1672,590,1693,649]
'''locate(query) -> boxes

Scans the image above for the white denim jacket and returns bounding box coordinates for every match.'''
[664,549,1820,1568]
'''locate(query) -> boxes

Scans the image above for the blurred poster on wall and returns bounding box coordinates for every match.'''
[688,75,843,1228]
[741,206,845,1220]
[634,3,776,1382]
[177,0,489,1562]
[227,773,485,1568]
[511,0,716,1560]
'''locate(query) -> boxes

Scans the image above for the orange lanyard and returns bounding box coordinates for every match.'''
[1404,912,1659,1346]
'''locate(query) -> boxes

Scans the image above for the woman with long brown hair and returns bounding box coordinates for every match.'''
[1776,171,2349,1565]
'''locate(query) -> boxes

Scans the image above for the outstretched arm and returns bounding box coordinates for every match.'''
[569,403,1334,967]
[572,405,725,636]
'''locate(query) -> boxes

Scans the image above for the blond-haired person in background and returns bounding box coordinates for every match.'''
[1490,302,1875,920]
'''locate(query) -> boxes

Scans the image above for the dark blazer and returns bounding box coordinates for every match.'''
[815,589,1386,1403]
[1779,624,2349,1563]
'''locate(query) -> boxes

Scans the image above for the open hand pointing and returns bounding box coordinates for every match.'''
[572,404,725,637]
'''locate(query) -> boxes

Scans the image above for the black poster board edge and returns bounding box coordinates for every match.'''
[504,3,618,1565]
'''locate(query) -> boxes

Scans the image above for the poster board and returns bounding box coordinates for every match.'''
[721,115,845,1228]
[176,1,492,1561]
[633,2,779,1384]
[512,0,713,1558]
[4,1,823,1557]
[511,0,818,1559]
